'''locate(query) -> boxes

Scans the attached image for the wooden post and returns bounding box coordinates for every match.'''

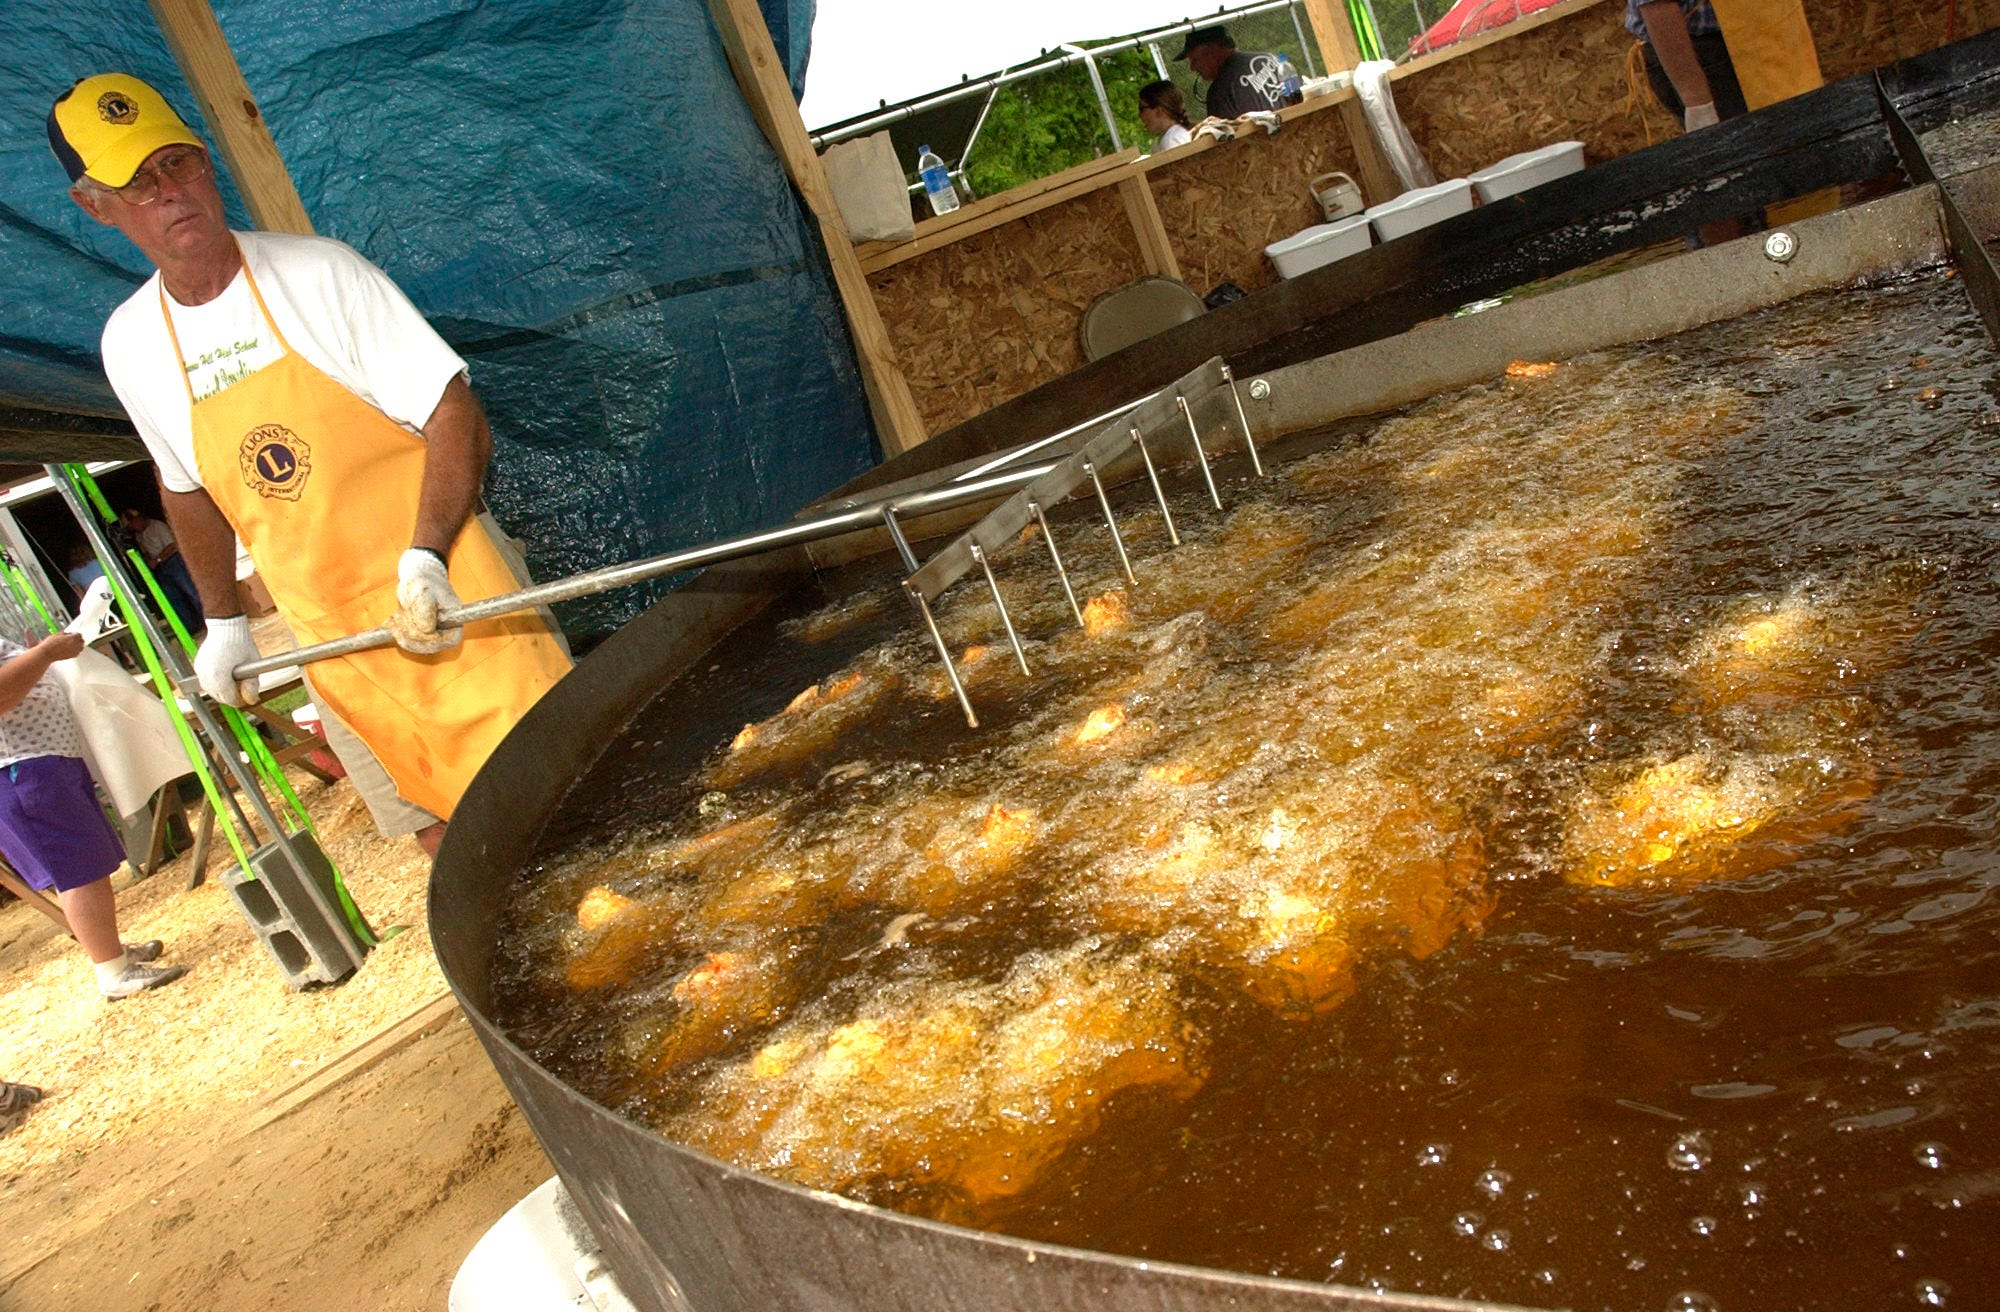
[1300,0,1403,204]
[146,0,314,235]
[706,0,930,456]
[1336,96,1405,205]
[0,861,72,937]
[1118,175,1182,281]
[1299,0,1366,72]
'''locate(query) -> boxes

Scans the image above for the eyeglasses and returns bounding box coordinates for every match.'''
[111,148,210,206]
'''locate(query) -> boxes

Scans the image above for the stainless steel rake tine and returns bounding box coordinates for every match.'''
[1130,426,1180,546]
[1220,363,1266,477]
[1030,499,1085,627]
[1177,394,1223,509]
[1083,460,1137,585]
[909,585,977,728]
[971,542,1031,675]
[881,504,919,572]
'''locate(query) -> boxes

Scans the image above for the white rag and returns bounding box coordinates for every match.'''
[1352,60,1437,191]
[51,580,193,819]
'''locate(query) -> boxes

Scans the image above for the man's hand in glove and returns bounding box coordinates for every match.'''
[388,548,463,655]
[195,615,261,706]
[1683,101,1720,131]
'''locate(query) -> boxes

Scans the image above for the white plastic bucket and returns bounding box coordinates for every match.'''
[1470,141,1586,203]
[1365,177,1475,243]
[1265,214,1375,279]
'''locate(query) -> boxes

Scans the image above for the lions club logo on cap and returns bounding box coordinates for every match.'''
[239,425,313,501]
[97,91,140,126]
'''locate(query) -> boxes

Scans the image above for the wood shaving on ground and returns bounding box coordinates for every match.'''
[0,766,448,1258]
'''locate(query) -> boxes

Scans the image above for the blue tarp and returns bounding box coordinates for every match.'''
[0,0,872,641]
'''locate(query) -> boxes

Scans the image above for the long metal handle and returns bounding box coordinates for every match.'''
[231,459,1064,681]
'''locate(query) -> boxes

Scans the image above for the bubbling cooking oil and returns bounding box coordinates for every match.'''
[493,274,2000,1310]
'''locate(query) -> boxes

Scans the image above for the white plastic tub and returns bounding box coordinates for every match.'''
[1265,214,1374,279]
[1470,141,1587,203]
[1365,177,1474,243]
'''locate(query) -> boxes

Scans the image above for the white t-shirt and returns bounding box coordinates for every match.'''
[134,519,174,558]
[1156,123,1193,151]
[101,230,469,494]
[0,638,84,768]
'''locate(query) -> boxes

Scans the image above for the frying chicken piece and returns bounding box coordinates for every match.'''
[669,944,1205,1211]
[633,944,804,1077]
[702,660,898,789]
[1082,590,1128,636]
[1074,704,1126,745]
[1563,748,1876,888]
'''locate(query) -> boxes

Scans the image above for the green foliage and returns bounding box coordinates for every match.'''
[955,0,1458,200]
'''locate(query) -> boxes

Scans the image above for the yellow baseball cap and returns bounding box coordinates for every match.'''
[48,73,203,187]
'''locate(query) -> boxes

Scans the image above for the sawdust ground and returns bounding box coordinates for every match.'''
[0,768,552,1312]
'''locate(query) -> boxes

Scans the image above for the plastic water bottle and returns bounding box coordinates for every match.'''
[917,144,959,217]
[1276,56,1303,107]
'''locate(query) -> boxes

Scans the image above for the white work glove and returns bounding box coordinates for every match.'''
[194,615,261,706]
[1683,101,1720,131]
[388,548,463,655]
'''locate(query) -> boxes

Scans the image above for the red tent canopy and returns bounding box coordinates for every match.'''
[1407,0,1571,56]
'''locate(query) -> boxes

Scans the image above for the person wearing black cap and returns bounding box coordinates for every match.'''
[1174,25,1284,120]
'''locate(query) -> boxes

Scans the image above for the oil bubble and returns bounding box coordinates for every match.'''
[1418,1143,1451,1166]
[1481,1228,1512,1252]
[1452,1211,1484,1237]
[1668,1131,1713,1172]
[1475,1168,1512,1198]
[1668,1292,1720,1312]
[1914,1142,1948,1170]
[1915,1278,1951,1307]
[1689,1215,1718,1236]
[1535,1269,1559,1286]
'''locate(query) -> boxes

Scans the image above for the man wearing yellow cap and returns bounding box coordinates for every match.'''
[50,73,571,854]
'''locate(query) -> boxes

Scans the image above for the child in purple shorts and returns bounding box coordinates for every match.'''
[0,631,183,999]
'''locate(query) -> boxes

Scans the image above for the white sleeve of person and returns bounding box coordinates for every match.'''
[387,549,464,655]
[194,614,262,706]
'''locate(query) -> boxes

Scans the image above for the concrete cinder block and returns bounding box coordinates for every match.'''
[221,835,370,988]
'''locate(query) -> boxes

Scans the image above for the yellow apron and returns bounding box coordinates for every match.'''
[1710,0,1838,224]
[162,254,571,819]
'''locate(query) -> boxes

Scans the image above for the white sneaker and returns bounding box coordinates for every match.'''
[123,940,164,963]
[100,961,186,1000]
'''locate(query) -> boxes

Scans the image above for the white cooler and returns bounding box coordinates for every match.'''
[1365,178,1474,243]
[1265,214,1374,279]
[1471,141,1586,202]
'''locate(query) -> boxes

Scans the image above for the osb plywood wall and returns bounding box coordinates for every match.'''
[1394,2,1680,183]
[1149,114,1370,299]
[868,186,1147,433]
[1813,0,1998,80]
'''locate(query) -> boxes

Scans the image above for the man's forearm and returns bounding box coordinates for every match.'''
[412,374,493,558]
[160,487,244,616]
[1640,1,1715,109]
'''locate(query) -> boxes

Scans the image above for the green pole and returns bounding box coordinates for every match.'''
[1347,0,1385,60]
[57,469,253,875]
[70,464,380,945]
[1,558,57,634]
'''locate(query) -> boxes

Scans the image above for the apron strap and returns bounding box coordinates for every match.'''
[155,237,297,408]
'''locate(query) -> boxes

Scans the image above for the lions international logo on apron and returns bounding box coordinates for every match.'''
[238,424,313,501]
